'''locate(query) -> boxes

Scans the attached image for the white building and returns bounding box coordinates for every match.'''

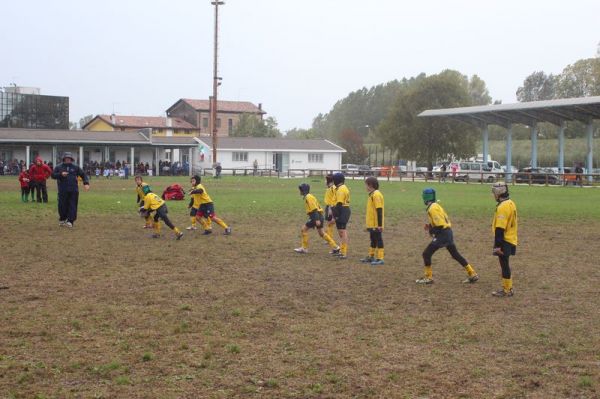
[0,129,346,175]
[194,137,345,173]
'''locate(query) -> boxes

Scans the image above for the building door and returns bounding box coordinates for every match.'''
[273,153,282,172]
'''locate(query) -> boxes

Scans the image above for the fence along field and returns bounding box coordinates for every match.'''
[0,176,598,398]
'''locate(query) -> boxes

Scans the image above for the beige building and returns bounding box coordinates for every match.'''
[166,99,265,136]
[82,114,200,136]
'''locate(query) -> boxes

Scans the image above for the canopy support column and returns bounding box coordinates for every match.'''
[52,146,57,166]
[530,123,538,168]
[586,121,593,183]
[482,124,489,163]
[506,124,513,183]
[558,121,566,173]
[79,146,84,167]
[130,147,135,168]
[26,145,30,167]
[155,147,160,177]
[189,147,193,177]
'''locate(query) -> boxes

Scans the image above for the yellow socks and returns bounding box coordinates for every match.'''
[153,222,161,235]
[369,247,376,257]
[214,217,228,229]
[340,243,348,256]
[465,264,476,277]
[190,217,196,227]
[301,231,309,249]
[376,248,384,260]
[424,266,433,279]
[323,233,337,248]
[145,215,153,227]
[326,224,334,238]
[502,278,513,293]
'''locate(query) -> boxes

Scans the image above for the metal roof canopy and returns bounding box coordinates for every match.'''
[418,96,600,128]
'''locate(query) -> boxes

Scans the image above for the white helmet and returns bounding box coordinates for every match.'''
[492,183,508,197]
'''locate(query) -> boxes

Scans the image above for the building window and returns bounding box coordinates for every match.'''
[308,153,324,163]
[228,118,233,134]
[216,118,221,128]
[202,117,208,128]
[232,152,248,162]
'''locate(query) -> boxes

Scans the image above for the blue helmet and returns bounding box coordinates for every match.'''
[298,183,310,195]
[422,187,436,204]
[332,172,345,186]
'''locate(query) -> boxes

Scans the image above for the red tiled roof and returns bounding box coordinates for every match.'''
[93,115,197,130]
[181,99,265,114]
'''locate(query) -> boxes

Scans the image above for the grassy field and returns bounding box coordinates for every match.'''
[0,176,599,398]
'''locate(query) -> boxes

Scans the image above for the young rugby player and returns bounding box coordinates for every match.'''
[188,175,231,235]
[139,185,183,240]
[135,175,153,229]
[187,175,212,231]
[491,183,518,297]
[324,174,337,239]
[360,176,385,265]
[331,172,350,259]
[416,188,478,284]
[294,183,340,254]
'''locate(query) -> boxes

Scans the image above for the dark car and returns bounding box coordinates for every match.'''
[357,165,373,176]
[515,167,559,185]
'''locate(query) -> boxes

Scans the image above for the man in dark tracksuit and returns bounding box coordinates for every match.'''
[51,152,90,227]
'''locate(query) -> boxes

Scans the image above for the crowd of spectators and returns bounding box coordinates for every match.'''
[4,158,190,177]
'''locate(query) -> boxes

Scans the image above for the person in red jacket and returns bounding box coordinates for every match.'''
[18,166,31,202]
[28,156,52,203]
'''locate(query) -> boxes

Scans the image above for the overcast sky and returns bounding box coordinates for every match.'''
[2,0,599,131]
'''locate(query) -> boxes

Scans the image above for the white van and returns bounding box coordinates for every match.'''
[451,160,502,182]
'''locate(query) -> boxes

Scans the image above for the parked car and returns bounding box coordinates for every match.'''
[452,160,503,182]
[514,167,559,185]
[357,165,373,176]
[341,164,359,174]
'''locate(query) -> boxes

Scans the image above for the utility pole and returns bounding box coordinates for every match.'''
[210,1,224,165]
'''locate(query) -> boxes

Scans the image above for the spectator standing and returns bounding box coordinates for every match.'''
[28,156,53,203]
[51,152,90,227]
[18,166,32,202]
[451,163,458,182]
[440,163,447,183]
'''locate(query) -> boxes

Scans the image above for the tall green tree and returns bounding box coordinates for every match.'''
[339,128,368,164]
[232,114,282,137]
[377,70,479,170]
[516,71,557,102]
[555,58,600,98]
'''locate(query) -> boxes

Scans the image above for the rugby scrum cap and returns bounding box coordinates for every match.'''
[491,183,508,197]
[422,187,436,204]
[332,172,345,185]
[298,183,310,195]
[62,152,75,162]
[142,185,152,195]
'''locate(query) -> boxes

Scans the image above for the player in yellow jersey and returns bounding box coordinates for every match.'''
[294,183,340,254]
[331,172,350,259]
[323,175,337,239]
[135,175,153,229]
[189,175,231,235]
[491,183,518,297]
[361,176,385,266]
[139,185,183,240]
[187,175,212,232]
[416,188,478,285]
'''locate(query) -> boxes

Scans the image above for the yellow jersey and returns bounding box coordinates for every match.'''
[335,184,350,207]
[427,202,451,229]
[324,186,336,206]
[492,199,518,246]
[143,192,165,211]
[191,183,212,207]
[304,193,323,215]
[136,183,148,202]
[366,190,384,228]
